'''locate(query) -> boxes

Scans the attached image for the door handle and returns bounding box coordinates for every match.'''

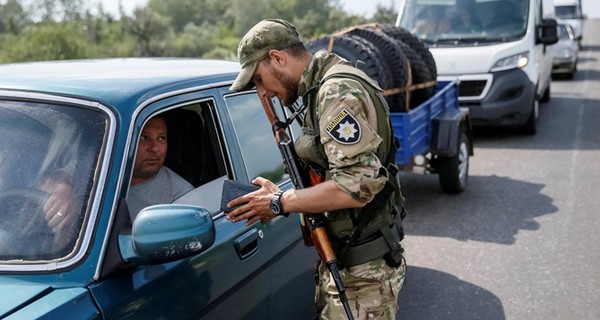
[234,228,259,260]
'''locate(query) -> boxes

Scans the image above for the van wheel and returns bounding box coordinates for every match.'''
[540,83,550,103]
[437,131,470,194]
[520,97,539,135]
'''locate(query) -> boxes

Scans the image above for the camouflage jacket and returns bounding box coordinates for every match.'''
[295,50,387,205]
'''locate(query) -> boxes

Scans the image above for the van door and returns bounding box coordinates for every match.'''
[536,0,557,100]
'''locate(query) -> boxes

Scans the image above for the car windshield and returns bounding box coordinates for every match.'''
[555,5,579,19]
[0,100,107,262]
[398,0,529,44]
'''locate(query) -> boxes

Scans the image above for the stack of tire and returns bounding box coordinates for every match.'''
[305,24,437,113]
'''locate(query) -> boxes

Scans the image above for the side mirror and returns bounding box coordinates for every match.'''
[119,204,215,264]
[538,18,558,45]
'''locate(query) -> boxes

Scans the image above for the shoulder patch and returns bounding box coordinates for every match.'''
[325,108,361,145]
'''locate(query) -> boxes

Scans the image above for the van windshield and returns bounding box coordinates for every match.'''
[555,5,581,19]
[398,0,529,45]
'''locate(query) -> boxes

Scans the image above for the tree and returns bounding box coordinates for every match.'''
[125,7,172,56]
[0,0,381,62]
[0,0,30,34]
[1,23,91,62]
[33,0,85,22]
[370,0,398,24]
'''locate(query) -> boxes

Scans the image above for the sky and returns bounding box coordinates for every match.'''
[96,0,600,19]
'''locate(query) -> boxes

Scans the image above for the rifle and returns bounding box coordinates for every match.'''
[259,96,354,320]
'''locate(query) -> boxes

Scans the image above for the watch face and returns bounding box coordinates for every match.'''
[270,197,281,215]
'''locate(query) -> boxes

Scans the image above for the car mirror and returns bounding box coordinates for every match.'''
[538,18,558,45]
[119,204,215,264]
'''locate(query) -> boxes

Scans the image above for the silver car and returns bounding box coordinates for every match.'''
[552,22,579,79]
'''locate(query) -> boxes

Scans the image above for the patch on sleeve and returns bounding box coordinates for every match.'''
[325,108,361,145]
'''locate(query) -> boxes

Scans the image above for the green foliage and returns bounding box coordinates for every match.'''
[0,0,30,34]
[0,22,92,62]
[0,0,397,63]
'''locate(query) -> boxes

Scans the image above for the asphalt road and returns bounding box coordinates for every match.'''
[396,19,600,320]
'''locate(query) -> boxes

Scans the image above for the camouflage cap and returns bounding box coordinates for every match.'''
[230,19,302,92]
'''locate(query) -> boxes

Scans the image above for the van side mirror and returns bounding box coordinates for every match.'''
[538,18,558,45]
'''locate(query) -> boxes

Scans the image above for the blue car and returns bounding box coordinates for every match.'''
[0,58,316,319]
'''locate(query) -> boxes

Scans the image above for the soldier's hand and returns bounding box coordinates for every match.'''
[226,177,279,226]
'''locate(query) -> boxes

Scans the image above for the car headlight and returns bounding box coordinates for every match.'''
[490,52,529,72]
[555,48,574,59]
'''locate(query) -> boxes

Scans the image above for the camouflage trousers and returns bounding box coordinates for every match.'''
[315,256,406,320]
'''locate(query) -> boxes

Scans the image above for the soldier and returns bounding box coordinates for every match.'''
[226,19,406,319]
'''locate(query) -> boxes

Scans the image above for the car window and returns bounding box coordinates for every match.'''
[0,100,107,262]
[224,93,286,183]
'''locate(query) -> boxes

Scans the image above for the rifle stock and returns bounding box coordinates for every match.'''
[259,96,354,320]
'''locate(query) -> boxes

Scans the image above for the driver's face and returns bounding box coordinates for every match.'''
[132,117,168,185]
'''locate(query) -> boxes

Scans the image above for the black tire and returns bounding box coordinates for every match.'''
[520,97,538,135]
[395,41,435,108]
[437,131,470,194]
[374,24,437,108]
[376,24,437,80]
[305,34,393,96]
[341,26,410,112]
[540,82,550,103]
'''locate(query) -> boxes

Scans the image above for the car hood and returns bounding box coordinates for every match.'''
[553,40,575,51]
[0,283,96,318]
[0,284,52,317]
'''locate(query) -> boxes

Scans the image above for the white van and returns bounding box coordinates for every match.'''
[396,0,558,134]
[554,0,584,48]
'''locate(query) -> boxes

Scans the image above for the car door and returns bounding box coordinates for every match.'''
[89,88,274,319]
[217,88,317,319]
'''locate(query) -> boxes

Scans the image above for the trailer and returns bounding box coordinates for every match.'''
[390,79,473,194]
[304,24,473,193]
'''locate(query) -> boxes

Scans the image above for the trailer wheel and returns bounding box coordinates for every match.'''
[438,131,470,194]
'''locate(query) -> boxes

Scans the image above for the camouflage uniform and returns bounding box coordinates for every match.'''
[316,257,406,320]
[296,50,406,320]
[230,19,406,320]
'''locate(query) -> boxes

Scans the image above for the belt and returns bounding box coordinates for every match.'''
[337,224,402,268]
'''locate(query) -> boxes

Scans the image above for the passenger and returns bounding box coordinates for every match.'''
[127,115,193,218]
[412,5,451,37]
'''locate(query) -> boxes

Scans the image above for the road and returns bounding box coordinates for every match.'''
[396,19,600,320]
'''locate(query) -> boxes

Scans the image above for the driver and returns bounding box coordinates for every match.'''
[126,115,194,218]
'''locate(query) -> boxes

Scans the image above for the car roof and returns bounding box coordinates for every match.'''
[0,58,241,111]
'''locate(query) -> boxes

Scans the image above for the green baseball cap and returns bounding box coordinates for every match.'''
[230,19,302,92]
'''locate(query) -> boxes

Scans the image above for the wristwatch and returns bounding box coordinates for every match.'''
[269,190,285,216]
